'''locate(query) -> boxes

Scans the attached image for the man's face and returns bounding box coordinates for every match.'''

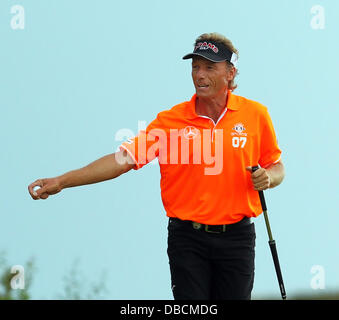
[191,57,234,99]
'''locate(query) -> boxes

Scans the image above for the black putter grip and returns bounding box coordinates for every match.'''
[251,166,267,211]
[269,240,287,299]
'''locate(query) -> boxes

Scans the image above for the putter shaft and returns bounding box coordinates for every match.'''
[251,166,286,300]
[263,210,273,242]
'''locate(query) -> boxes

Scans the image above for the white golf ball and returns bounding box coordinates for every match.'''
[33,186,41,192]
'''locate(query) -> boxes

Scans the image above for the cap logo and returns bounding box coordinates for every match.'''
[195,42,219,53]
[183,39,235,64]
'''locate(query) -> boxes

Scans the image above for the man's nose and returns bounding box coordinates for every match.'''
[195,69,206,79]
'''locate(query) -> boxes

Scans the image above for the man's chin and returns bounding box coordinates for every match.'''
[195,90,212,98]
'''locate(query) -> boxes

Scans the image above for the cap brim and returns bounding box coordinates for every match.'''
[182,52,226,63]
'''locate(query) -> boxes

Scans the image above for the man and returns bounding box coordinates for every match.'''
[28,32,284,300]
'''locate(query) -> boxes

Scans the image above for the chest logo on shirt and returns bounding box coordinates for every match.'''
[232,123,247,136]
[231,122,247,148]
[183,126,199,140]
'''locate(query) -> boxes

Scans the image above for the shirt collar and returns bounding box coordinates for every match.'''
[185,90,241,120]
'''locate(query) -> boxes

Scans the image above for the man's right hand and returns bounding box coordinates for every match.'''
[27,150,136,201]
[28,177,62,200]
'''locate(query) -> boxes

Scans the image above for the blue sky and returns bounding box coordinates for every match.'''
[1,0,338,299]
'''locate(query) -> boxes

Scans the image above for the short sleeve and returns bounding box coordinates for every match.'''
[258,108,282,168]
[119,116,163,170]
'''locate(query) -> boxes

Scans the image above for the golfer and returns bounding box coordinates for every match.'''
[28,32,285,300]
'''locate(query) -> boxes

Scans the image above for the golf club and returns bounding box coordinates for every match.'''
[252,166,287,300]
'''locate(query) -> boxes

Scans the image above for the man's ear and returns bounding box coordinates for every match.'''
[227,65,236,81]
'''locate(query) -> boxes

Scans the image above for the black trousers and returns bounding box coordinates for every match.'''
[167,217,256,300]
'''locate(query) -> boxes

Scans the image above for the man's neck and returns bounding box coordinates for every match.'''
[195,90,228,124]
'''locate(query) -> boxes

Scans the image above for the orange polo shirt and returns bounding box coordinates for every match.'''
[119,90,281,225]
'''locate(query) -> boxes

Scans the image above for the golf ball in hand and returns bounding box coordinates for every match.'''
[33,186,41,192]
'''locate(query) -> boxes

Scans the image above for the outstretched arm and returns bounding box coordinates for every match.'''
[28,150,135,200]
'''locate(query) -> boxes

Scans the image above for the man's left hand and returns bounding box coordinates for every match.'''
[246,166,271,191]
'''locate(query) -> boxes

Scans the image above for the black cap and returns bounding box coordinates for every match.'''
[183,40,238,65]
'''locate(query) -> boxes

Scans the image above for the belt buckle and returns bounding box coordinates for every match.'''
[192,222,202,230]
[204,224,226,233]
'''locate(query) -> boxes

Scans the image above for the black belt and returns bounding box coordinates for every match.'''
[170,217,251,234]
